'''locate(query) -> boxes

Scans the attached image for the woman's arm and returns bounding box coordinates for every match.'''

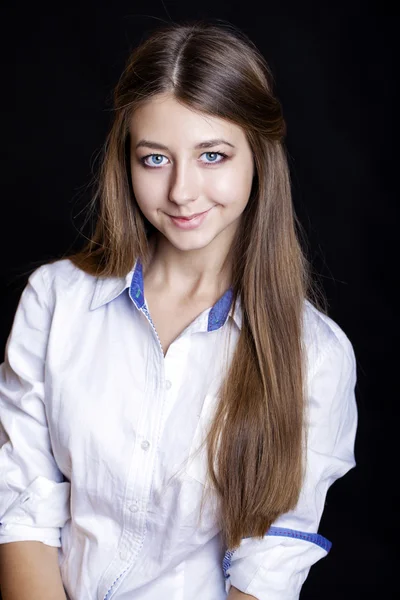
[228,586,258,599]
[0,541,67,600]
[0,266,71,598]
[223,327,357,598]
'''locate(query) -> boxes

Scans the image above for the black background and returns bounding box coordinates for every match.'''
[2,3,396,599]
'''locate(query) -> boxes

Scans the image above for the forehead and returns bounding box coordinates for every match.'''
[128,92,246,146]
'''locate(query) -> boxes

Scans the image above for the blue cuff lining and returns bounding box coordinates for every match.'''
[222,526,332,579]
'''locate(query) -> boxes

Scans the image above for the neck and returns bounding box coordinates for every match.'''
[143,232,233,300]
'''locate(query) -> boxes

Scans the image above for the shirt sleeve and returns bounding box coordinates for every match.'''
[223,325,358,600]
[0,264,71,547]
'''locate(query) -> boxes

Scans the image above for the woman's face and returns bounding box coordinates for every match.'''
[129,92,255,254]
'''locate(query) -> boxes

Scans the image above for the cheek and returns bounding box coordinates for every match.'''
[132,191,159,220]
[208,167,253,208]
[131,169,164,212]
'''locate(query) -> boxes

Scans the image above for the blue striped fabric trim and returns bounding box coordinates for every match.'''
[265,527,331,551]
[208,287,234,331]
[223,549,235,579]
[222,526,332,579]
[129,258,145,310]
[103,566,130,600]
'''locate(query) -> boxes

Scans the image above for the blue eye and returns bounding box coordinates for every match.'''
[202,152,227,164]
[143,154,166,167]
[140,151,228,168]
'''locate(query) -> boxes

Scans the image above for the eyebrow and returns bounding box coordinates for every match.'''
[135,138,236,151]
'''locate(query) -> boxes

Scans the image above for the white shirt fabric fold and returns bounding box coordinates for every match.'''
[0,257,357,599]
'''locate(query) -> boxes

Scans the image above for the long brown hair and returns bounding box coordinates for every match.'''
[62,19,326,551]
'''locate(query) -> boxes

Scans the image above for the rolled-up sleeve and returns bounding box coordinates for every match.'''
[223,327,358,599]
[0,264,70,547]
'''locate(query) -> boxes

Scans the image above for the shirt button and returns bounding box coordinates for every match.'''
[141,440,150,451]
[165,380,172,390]
[119,550,128,561]
[129,503,139,513]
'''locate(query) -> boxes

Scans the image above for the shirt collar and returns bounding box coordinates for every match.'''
[90,257,242,331]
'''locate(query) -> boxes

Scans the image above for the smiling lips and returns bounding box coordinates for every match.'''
[168,209,208,220]
[168,207,213,229]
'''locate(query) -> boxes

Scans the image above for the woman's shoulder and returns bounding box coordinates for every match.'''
[35,257,94,288]
[30,257,134,314]
[27,257,99,309]
[302,299,356,380]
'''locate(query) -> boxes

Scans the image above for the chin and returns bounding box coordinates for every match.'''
[165,233,215,252]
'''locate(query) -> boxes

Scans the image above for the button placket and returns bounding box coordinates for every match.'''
[98,359,166,600]
[129,502,139,513]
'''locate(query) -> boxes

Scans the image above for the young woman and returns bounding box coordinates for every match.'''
[0,20,357,600]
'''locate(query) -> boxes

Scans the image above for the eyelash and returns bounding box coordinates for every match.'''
[139,151,229,168]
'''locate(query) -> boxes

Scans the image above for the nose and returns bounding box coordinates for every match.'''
[168,159,199,206]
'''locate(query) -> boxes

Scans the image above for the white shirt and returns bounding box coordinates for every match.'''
[0,257,357,600]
